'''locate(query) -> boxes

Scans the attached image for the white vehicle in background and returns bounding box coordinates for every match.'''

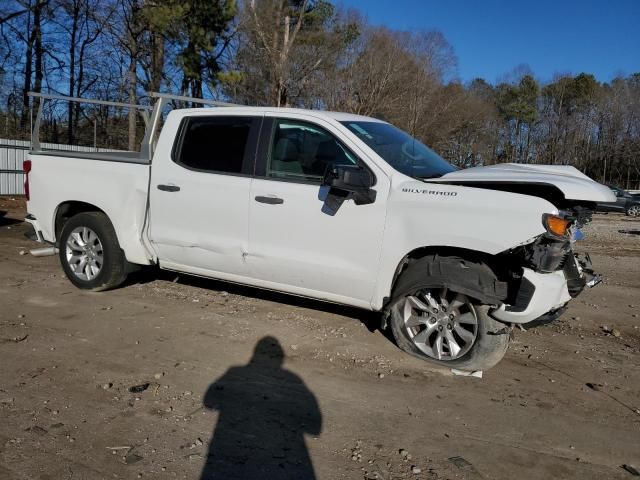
[23,92,615,371]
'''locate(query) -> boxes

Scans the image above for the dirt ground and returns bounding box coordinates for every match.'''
[1,196,639,480]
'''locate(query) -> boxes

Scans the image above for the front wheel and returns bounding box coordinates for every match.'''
[58,212,129,291]
[626,205,640,217]
[388,259,510,371]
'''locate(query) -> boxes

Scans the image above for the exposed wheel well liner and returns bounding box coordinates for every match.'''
[389,247,509,307]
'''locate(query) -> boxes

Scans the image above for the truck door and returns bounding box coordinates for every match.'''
[246,116,388,308]
[149,114,261,279]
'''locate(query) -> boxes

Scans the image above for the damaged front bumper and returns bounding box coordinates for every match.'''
[490,206,602,326]
[492,267,571,324]
[491,252,601,325]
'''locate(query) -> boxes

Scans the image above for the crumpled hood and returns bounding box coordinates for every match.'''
[430,163,616,203]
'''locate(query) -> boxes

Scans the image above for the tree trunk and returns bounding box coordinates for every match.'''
[67,1,80,145]
[126,0,140,152]
[33,0,43,94]
[150,31,164,93]
[524,124,531,163]
[20,0,33,130]
[514,119,521,162]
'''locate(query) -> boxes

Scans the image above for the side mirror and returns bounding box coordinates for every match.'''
[323,164,376,205]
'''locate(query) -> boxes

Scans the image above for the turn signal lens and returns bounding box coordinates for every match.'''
[543,214,571,237]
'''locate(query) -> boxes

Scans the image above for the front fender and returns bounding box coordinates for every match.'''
[371,181,556,310]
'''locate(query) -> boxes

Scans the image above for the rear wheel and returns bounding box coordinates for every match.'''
[58,212,128,291]
[389,257,510,371]
[627,205,640,217]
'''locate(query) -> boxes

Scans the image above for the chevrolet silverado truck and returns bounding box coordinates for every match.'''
[23,92,615,371]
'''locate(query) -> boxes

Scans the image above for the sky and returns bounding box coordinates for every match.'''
[338,0,640,84]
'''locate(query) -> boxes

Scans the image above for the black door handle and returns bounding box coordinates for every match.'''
[255,195,284,205]
[157,184,180,192]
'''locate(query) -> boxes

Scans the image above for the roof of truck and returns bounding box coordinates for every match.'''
[173,106,386,124]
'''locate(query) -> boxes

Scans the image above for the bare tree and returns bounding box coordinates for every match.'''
[229,0,357,107]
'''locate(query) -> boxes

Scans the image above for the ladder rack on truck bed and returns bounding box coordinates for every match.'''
[27,91,238,163]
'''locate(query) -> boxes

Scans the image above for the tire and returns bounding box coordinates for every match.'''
[627,205,640,217]
[388,256,510,371]
[58,212,128,291]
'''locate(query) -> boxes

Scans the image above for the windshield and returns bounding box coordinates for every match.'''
[341,121,456,179]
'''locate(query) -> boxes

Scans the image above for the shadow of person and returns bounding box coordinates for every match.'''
[200,336,322,480]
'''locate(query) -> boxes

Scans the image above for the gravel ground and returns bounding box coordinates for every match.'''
[580,213,640,255]
[1,197,639,480]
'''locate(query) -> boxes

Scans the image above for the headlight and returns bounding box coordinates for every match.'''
[543,214,571,238]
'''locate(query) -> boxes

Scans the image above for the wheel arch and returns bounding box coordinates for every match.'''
[54,201,108,244]
[52,199,153,266]
[380,245,509,310]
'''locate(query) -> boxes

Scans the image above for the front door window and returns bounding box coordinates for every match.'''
[267,119,358,182]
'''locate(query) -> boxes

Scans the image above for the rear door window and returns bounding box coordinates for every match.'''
[174,116,259,175]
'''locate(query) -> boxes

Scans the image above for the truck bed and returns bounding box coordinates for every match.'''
[25,150,153,265]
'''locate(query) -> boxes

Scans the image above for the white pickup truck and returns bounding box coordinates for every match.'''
[24,92,615,370]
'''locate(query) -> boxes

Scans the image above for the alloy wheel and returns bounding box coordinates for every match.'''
[399,288,478,360]
[65,226,104,281]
